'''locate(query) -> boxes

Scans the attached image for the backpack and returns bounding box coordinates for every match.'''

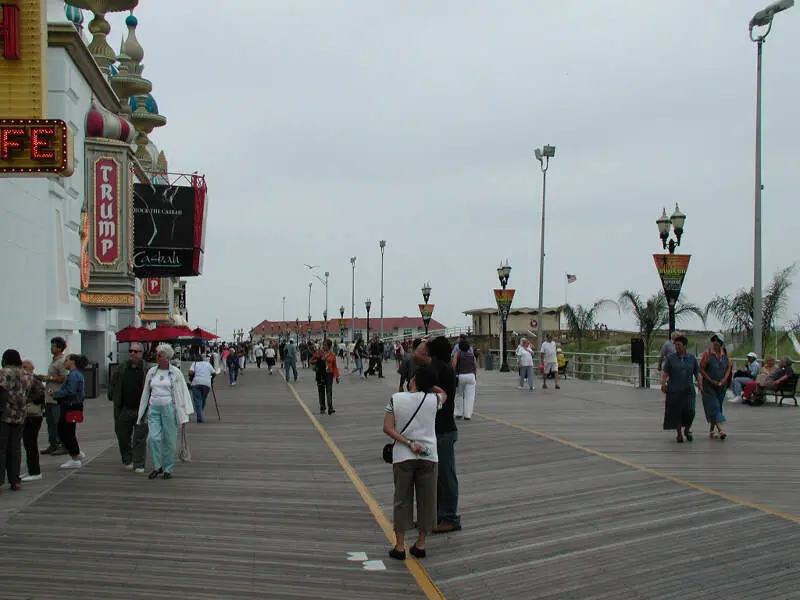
[456,351,476,375]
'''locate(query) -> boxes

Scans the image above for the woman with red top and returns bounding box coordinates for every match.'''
[312,339,340,415]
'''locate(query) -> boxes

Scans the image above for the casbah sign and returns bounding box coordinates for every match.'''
[0,118,74,176]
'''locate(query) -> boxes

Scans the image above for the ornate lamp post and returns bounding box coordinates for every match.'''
[339,305,348,367]
[365,299,372,343]
[350,257,357,342]
[654,205,690,339]
[494,262,514,372]
[419,283,434,335]
[295,318,300,343]
[322,310,328,341]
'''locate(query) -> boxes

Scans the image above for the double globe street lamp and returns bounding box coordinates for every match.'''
[420,283,433,335]
[494,262,514,372]
[655,204,689,339]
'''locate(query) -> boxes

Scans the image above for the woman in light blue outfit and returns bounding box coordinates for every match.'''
[137,344,193,479]
[699,333,731,440]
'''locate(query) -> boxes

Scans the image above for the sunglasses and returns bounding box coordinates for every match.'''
[129,349,142,353]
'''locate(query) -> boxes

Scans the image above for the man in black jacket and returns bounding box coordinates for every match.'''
[366,336,384,378]
[108,343,149,473]
[415,336,461,533]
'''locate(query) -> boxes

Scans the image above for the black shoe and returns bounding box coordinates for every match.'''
[163,472,173,479]
[148,468,163,480]
[51,446,68,456]
[388,548,406,560]
[685,431,693,442]
[328,408,335,415]
[320,408,326,414]
[41,445,57,455]
[409,545,426,558]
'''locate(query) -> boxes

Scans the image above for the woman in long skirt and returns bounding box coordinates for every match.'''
[661,334,703,443]
[699,333,731,439]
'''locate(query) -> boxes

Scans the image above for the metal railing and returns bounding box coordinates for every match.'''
[379,326,472,344]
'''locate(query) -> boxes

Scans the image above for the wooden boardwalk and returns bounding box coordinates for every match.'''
[1,364,799,599]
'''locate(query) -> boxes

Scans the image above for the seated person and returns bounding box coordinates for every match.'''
[743,356,793,405]
[732,352,760,398]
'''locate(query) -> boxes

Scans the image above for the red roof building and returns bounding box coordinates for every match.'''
[251,316,447,340]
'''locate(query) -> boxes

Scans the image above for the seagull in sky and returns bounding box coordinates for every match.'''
[304,264,319,270]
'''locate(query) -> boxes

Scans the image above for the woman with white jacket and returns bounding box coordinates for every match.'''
[137,344,194,480]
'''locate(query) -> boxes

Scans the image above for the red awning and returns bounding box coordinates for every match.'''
[192,327,219,340]
[115,325,196,342]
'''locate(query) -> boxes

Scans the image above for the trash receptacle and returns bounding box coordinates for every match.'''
[485,353,495,371]
[81,362,99,399]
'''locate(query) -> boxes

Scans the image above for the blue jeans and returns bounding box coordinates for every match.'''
[228,367,239,385]
[733,376,752,396]
[354,357,363,375]
[147,403,178,474]
[191,385,209,422]
[284,359,297,381]
[519,365,534,389]
[436,430,460,526]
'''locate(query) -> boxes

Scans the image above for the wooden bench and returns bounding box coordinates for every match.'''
[765,373,799,406]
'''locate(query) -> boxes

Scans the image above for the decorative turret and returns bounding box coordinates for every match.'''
[86,98,136,143]
[64,1,139,75]
[64,3,85,35]
[108,12,151,115]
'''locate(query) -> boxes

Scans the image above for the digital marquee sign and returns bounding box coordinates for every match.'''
[0,119,74,175]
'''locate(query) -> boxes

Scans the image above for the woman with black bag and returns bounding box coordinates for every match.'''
[52,354,88,469]
[382,364,445,560]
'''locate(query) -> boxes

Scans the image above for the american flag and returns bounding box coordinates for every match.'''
[566,273,577,284]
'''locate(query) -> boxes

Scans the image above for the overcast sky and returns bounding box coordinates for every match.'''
[108,0,800,338]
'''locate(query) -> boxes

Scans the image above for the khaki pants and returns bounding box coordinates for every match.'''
[393,459,438,533]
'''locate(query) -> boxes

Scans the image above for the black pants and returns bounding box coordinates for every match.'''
[22,416,43,476]
[317,373,334,412]
[367,356,383,377]
[115,406,148,468]
[256,356,262,368]
[0,422,24,485]
[57,408,80,458]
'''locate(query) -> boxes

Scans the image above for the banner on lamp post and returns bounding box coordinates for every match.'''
[494,288,516,320]
[653,254,691,304]
[419,303,434,330]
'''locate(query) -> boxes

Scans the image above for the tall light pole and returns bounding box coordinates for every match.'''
[350,256,356,342]
[749,0,793,357]
[379,240,386,340]
[365,298,372,344]
[534,144,556,359]
[324,271,329,327]
[282,296,285,322]
[307,282,312,333]
[420,283,433,335]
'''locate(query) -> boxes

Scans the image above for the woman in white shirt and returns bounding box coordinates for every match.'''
[188,355,215,423]
[515,338,535,391]
[137,344,194,480]
[383,364,445,560]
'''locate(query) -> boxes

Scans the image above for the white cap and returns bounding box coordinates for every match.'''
[747,352,757,358]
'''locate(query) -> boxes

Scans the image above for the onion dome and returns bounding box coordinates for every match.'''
[65,4,84,27]
[86,99,136,144]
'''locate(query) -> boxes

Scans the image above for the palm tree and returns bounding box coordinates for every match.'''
[619,290,705,385]
[561,299,617,377]
[705,264,796,351]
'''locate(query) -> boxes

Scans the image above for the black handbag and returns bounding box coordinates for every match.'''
[382,393,428,464]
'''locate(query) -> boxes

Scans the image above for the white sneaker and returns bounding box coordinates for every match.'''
[77,451,87,460]
[21,473,43,482]
[517,386,524,390]
[124,463,134,470]
[60,459,82,469]
[134,467,145,474]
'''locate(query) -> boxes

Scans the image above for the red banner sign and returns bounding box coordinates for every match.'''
[93,157,120,265]
[494,288,516,320]
[419,303,434,319]
[146,277,161,296]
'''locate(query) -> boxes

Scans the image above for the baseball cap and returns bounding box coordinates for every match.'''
[710,332,725,344]
[747,352,757,358]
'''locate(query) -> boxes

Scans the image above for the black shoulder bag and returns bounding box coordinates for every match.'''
[382,393,428,464]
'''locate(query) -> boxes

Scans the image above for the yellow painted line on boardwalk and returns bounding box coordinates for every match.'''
[283,376,446,600]
[475,411,800,525]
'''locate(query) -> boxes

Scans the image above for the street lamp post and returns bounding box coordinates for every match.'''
[339,305,347,367]
[655,204,688,338]
[365,299,372,344]
[534,144,555,357]
[420,283,433,335]
[322,310,328,341]
[379,240,386,340]
[350,257,356,342]
[282,296,285,321]
[295,318,300,344]
[749,0,793,358]
[496,262,513,372]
